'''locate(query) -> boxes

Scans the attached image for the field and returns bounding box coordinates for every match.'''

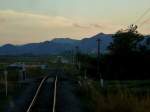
[0,56,53,111]
[0,56,150,112]
[77,79,150,112]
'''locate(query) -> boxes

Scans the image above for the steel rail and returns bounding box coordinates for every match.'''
[26,76,48,112]
[52,76,58,112]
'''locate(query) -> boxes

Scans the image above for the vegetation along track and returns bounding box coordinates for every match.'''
[26,76,58,112]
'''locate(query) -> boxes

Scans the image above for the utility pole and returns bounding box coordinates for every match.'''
[22,63,26,80]
[97,39,104,88]
[4,70,8,96]
[71,50,75,65]
[75,46,80,69]
[84,69,87,80]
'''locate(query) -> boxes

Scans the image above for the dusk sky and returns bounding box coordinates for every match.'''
[0,0,150,44]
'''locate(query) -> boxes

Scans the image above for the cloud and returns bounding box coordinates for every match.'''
[73,23,107,29]
[72,23,90,28]
[72,21,119,31]
[0,10,129,44]
[0,10,74,28]
[91,24,103,28]
[0,10,78,44]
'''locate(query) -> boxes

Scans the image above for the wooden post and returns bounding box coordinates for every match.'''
[84,69,87,80]
[97,39,104,88]
[4,70,8,96]
[75,46,79,69]
[22,63,26,80]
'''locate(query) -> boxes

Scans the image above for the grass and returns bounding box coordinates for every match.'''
[77,79,150,112]
[0,82,29,111]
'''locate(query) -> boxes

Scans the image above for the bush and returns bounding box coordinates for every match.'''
[77,80,150,112]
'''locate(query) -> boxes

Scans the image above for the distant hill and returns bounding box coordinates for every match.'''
[51,38,80,45]
[79,33,112,54]
[0,33,149,55]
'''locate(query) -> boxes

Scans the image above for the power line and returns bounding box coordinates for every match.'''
[134,7,150,25]
[139,17,150,28]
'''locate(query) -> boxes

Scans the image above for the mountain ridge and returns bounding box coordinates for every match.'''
[0,33,149,55]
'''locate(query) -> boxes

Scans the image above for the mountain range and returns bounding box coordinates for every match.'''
[0,33,149,55]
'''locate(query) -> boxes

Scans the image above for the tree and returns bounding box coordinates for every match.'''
[109,25,144,55]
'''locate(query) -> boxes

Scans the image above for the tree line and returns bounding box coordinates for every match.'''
[77,25,150,80]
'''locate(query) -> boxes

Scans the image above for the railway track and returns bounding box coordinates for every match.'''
[26,76,58,112]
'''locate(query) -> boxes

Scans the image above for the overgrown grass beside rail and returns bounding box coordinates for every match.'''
[77,79,150,112]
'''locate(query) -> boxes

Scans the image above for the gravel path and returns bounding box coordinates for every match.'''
[56,80,84,112]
